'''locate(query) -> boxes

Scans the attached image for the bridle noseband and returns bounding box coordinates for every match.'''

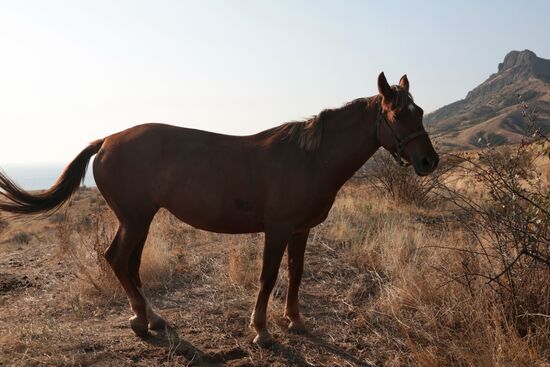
[375,99,428,167]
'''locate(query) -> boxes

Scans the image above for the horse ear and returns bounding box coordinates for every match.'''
[399,74,409,92]
[377,72,394,101]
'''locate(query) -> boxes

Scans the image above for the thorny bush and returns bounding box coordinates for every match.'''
[361,149,453,207]
[437,94,550,337]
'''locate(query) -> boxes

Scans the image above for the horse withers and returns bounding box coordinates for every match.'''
[0,73,438,347]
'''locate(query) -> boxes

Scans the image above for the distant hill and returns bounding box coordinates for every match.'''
[425,50,550,150]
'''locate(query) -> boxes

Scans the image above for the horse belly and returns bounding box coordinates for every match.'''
[167,204,264,234]
[163,184,265,234]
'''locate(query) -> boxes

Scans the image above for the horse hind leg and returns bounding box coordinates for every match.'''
[105,222,153,337]
[128,238,167,331]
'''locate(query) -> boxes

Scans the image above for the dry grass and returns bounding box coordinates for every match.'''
[55,207,182,302]
[227,235,261,288]
[312,180,550,366]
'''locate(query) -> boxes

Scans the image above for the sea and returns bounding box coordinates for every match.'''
[0,163,96,191]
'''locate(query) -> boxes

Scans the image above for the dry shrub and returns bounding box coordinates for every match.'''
[322,177,550,366]
[57,208,120,297]
[364,226,544,365]
[48,213,65,223]
[370,276,544,366]
[0,217,8,233]
[89,191,106,206]
[362,150,454,207]
[11,231,32,244]
[437,143,550,338]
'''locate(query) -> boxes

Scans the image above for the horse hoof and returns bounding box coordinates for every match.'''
[130,316,149,337]
[253,331,273,348]
[288,320,308,334]
[149,314,167,331]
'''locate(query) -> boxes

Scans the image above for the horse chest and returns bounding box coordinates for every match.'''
[284,192,336,230]
[304,199,335,228]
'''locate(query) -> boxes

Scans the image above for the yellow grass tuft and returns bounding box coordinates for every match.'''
[227,236,261,288]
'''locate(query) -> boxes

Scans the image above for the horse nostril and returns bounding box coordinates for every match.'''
[421,157,431,170]
[421,155,438,171]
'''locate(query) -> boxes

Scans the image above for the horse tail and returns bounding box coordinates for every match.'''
[0,139,104,214]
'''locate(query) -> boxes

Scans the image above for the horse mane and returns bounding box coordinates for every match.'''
[269,113,325,151]
[264,98,367,151]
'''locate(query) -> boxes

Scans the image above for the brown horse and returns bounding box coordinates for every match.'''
[0,73,438,346]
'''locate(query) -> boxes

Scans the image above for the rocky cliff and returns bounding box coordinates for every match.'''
[425,50,550,150]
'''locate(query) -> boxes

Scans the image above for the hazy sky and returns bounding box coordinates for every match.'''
[1,0,549,164]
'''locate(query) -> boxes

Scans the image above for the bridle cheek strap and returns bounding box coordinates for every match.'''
[375,101,428,167]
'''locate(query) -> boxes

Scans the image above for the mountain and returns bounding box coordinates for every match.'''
[424,50,550,150]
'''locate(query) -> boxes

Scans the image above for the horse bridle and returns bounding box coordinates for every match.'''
[375,99,428,167]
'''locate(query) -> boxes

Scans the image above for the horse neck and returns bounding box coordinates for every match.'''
[318,98,380,190]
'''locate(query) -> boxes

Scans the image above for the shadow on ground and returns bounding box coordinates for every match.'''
[144,324,373,366]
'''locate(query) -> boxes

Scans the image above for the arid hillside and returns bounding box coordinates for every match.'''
[425,50,550,150]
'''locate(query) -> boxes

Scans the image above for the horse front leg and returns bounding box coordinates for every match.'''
[284,230,309,333]
[250,226,291,347]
